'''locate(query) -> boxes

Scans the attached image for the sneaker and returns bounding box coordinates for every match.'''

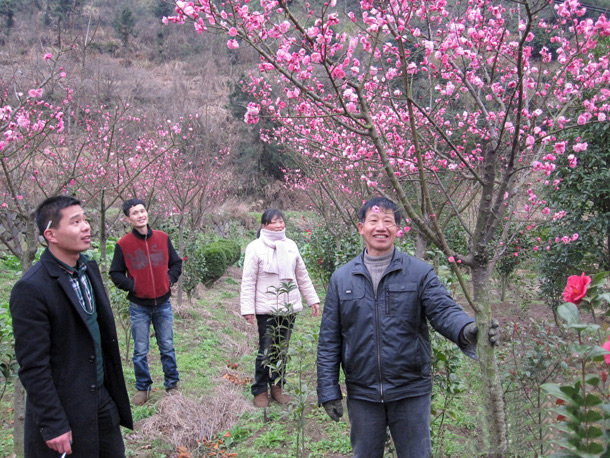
[270,385,293,405]
[131,389,150,406]
[253,391,269,408]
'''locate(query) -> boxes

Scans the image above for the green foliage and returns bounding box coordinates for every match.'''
[0,0,16,34]
[0,304,17,404]
[201,239,241,287]
[226,79,292,195]
[299,227,362,287]
[181,234,208,299]
[212,239,241,265]
[538,122,610,313]
[113,7,138,46]
[501,319,570,456]
[430,331,468,454]
[150,0,173,18]
[541,302,610,457]
[44,0,81,25]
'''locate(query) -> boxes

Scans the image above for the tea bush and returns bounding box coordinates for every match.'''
[201,239,241,286]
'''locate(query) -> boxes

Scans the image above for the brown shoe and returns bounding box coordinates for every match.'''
[166,385,180,395]
[270,385,292,405]
[254,391,269,408]
[131,389,150,406]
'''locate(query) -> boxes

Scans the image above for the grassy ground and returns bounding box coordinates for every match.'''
[0,260,489,457]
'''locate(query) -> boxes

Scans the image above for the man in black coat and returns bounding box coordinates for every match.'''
[10,195,133,457]
[317,197,499,458]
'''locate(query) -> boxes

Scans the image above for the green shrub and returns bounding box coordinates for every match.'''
[211,239,241,265]
[182,235,209,298]
[201,239,241,286]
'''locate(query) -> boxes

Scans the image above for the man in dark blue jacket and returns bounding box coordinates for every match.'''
[317,197,498,457]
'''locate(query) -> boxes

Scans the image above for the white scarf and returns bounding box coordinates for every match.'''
[259,228,294,281]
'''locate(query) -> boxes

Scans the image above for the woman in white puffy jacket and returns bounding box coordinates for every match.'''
[241,209,320,408]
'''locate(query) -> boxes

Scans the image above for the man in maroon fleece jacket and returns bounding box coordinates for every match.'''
[110,199,182,406]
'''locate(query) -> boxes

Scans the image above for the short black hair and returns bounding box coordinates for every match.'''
[122,198,146,216]
[257,208,285,238]
[359,197,401,225]
[35,195,81,240]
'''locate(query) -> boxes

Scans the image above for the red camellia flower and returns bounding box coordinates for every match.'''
[602,336,610,365]
[562,272,592,305]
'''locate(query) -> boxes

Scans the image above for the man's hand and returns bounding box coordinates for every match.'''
[243,314,256,325]
[462,320,500,346]
[323,399,344,422]
[311,303,320,318]
[46,430,72,455]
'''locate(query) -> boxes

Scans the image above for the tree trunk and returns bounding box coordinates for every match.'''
[176,222,184,308]
[99,194,108,273]
[14,220,37,457]
[415,231,427,259]
[13,380,25,457]
[471,263,509,456]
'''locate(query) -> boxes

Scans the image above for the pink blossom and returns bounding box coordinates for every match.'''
[331,67,345,79]
[573,142,588,152]
[228,27,238,37]
[403,226,411,233]
[371,205,380,213]
[448,256,455,263]
[554,142,566,155]
[396,230,404,238]
[17,115,30,129]
[28,88,44,98]
[568,154,577,168]
[227,39,239,49]
[244,103,260,124]
[43,53,53,60]
[571,233,579,241]
[602,336,610,365]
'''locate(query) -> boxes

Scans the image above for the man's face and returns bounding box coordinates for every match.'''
[127,204,148,230]
[358,207,398,256]
[45,205,91,254]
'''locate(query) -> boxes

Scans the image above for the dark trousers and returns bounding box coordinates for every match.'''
[97,385,126,457]
[347,395,432,458]
[251,314,295,396]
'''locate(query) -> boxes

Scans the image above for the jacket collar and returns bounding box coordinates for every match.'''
[131,225,153,240]
[40,249,95,324]
[353,247,402,276]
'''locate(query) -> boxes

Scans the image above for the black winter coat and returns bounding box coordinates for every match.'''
[10,249,133,457]
[317,249,475,404]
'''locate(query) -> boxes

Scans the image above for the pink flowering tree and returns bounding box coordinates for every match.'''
[169,0,610,452]
[0,53,73,272]
[68,103,194,269]
[147,130,231,306]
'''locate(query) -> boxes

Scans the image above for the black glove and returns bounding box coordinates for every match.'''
[462,319,500,346]
[323,399,343,422]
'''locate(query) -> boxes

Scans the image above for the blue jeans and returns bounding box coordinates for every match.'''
[347,395,432,458]
[129,300,179,391]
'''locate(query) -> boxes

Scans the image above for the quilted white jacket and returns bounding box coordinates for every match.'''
[240,237,320,315]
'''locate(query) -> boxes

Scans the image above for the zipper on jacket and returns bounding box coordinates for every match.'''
[144,232,157,305]
[358,269,386,403]
[371,259,401,403]
[374,292,384,402]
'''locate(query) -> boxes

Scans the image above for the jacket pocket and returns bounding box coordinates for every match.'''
[385,283,418,316]
[338,284,365,319]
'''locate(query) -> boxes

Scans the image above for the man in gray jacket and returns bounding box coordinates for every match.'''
[316,197,498,458]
